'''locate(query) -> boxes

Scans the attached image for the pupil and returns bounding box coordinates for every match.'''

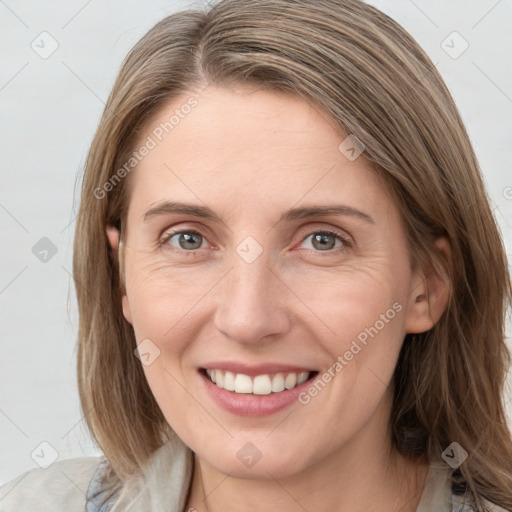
[313,233,334,250]
[180,233,201,250]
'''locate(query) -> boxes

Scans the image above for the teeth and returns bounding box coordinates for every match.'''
[271,373,285,392]
[205,369,311,394]
[224,371,235,391]
[297,371,309,385]
[234,373,252,393]
[206,369,216,383]
[253,375,272,395]
[284,373,297,389]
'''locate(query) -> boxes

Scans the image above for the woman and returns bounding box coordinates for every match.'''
[1,0,511,510]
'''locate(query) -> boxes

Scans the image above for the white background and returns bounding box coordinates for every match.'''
[1,0,511,486]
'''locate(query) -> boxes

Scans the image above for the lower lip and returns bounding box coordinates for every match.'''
[199,370,316,417]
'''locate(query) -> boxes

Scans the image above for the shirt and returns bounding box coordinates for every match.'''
[0,435,509,511]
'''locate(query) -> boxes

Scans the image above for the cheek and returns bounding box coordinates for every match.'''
[124,265,210,433]
[290,257,409,420]
[287,260,408,353]
[140,358,210,449]
[124,257,215,343]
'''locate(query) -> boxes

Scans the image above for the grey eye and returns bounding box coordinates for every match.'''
[301,231,343,251]
[167,231,207,250]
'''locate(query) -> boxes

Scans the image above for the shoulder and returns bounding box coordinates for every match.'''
[452,491,512,512]
[0,456,103,511]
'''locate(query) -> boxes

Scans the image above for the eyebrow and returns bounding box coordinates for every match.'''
[143,201,375,225]
[279,205,375,224]
[143,202,224,223]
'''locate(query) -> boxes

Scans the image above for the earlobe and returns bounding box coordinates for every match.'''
[122,295,133,324]
[106,225,120,251]
[404,237,452,334]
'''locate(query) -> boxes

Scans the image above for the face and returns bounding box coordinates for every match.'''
[115,84,435,480]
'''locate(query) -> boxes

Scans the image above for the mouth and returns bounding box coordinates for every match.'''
[198,362,320,416]
[201,368,318,395]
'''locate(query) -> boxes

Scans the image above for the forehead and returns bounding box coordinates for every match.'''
[125,85,396,223]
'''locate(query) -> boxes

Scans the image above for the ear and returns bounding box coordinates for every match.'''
[404,237,452,334]
[106,225,132,324]
[106,225,120,251]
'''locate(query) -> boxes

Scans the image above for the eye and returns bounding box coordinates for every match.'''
[299,230,351,252]
[162,229,209,251]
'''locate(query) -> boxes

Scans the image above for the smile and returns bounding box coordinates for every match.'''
[205,369,313,395]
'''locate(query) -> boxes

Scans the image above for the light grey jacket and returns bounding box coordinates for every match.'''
[0,435,509,511]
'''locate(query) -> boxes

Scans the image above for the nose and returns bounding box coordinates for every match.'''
[213,248,291,346]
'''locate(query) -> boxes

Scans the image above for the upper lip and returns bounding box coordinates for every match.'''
[201,361,316,377]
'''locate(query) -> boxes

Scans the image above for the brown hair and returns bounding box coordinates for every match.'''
[74,0,512,509]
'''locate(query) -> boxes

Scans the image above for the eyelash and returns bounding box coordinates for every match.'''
[302,230,353,253]
[159,227,353,255]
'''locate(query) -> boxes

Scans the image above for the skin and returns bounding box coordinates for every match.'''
[107,84,451,512]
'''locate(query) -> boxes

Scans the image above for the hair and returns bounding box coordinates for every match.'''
[73,0,512,509]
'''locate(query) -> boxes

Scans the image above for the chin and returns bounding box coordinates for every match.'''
[196,439,313,480]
